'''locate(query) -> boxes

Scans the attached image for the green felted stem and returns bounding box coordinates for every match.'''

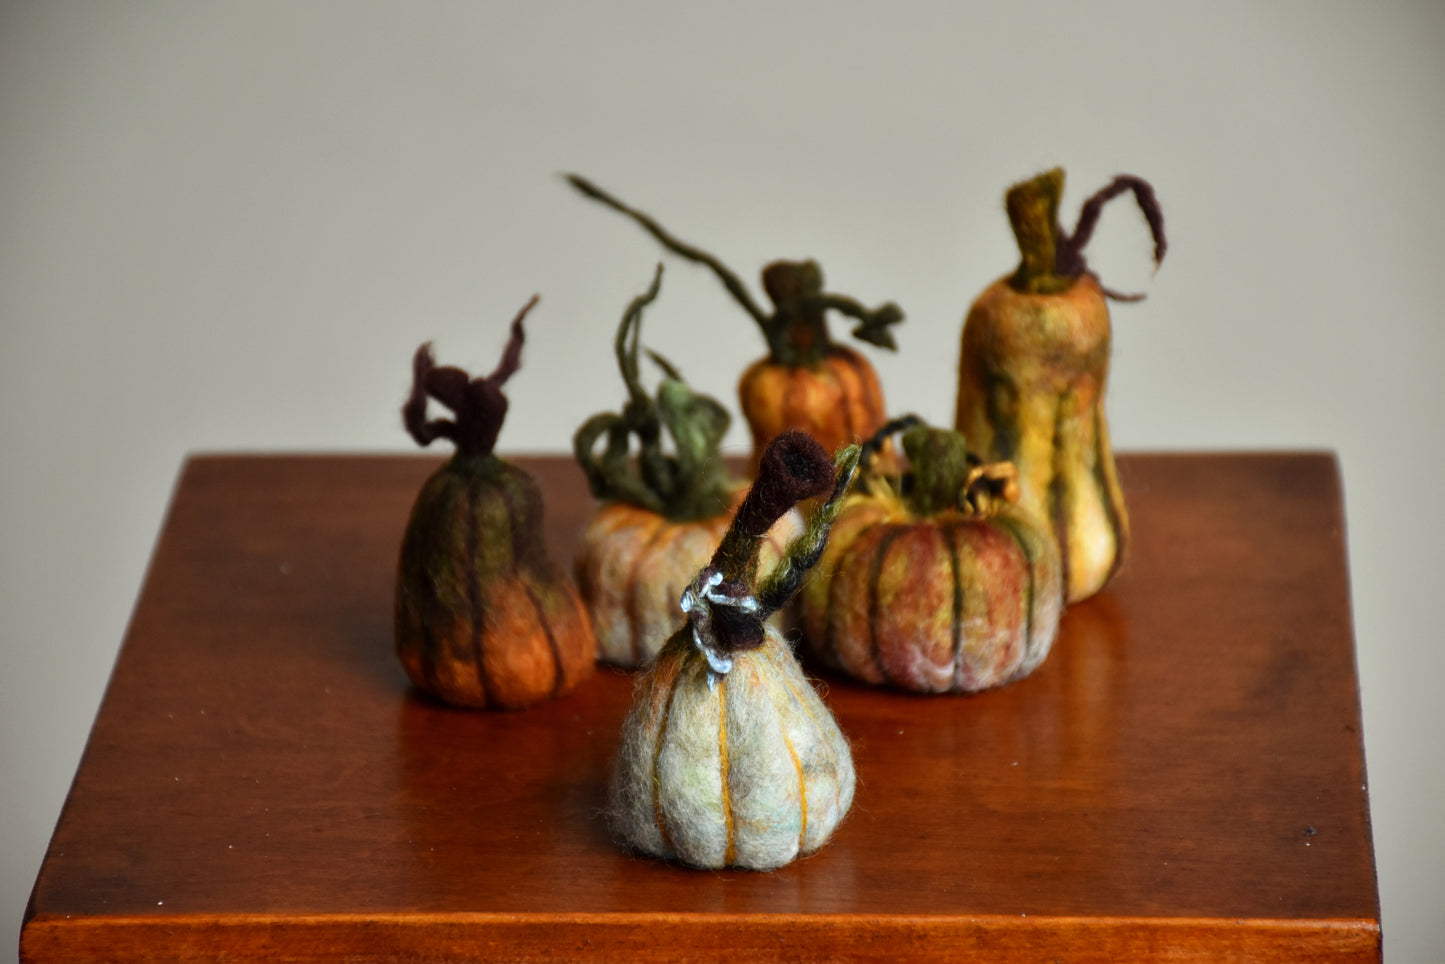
[1006,168,1075,296]
[573,265,734,522]
[900,424,975,517]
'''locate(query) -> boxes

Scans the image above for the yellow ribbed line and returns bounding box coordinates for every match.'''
[782,731,807,849]
[769,644,843,816]
[717,676,736,866]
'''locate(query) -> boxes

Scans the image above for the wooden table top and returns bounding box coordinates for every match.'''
[20,452,1380,962]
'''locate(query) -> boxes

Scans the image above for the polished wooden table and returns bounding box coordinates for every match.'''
[20,453,1380,962]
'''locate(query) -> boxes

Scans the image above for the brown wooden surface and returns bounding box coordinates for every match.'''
[20,452,1380,962]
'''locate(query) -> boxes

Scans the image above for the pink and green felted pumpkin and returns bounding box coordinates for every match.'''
[395,297,595,710]
[800,417,1063,694]
[954,167,1166,602]
[573,266,793,667]
[610,431,860,871]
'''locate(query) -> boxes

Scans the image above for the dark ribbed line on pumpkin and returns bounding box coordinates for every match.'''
[823,518,884,672]
[981,369,1017,462]
[992,513,1038,668]
[463,480,496,708]
[941,520,965,688]
[1093,404,1127,584]
[867,527,906,686]
[651,669,680,854]
[717,674,736,866]
[624,517,674,665]
[520,578,566,697]
[419,621,444,697]
[1048,394,1071,594]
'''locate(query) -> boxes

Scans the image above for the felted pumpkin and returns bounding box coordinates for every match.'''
[800,417,1063,694]
[573,266,794,666]
[610,431,860,871]
[395,297,595,709]
[954,167,1166,603]
[567,174,903,468]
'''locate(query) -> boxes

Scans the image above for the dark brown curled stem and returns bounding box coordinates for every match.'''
[860,413,924,472]
[1058,175,1167,278]
[692,438,859,656]
[709,430,834,584]
[402,295,538,458]
[754,442,861,616]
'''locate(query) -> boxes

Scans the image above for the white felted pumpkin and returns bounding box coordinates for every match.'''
[609,431,859,870]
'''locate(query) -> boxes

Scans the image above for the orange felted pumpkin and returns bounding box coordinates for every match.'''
[574,267,793,667]
[567,174,903,468]
[800,417,1063,694]
[395,298,595,709]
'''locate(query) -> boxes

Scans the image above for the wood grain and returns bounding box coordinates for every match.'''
[20,453,1380,962]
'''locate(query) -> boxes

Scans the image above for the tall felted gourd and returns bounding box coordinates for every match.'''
[610,431,860,871]
[575,266,795,667]
[395,297,595,709]
[954,168,1166,603]
[567,174,904,468]
[800,417,1063,694]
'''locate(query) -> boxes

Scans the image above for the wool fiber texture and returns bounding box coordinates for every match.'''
[608,431,861,870]
[575,499,798,667]
[801,419,1063,693]
[955,168,1165,603]
[610,624,855,870]
[395,296,595,709]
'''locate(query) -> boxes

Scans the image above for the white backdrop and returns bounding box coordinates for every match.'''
[2,2,1442,959]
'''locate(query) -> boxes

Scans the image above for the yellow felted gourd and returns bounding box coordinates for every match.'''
[954,168,1165,602]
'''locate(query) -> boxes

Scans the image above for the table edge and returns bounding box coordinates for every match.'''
[22,910,1383,963]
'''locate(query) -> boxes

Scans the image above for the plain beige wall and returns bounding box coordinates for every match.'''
[3,2,1442,959]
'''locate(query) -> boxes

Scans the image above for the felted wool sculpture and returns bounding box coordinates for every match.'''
[610,431,860,871]
[395,297,595,710]
[574,266,794,667]
[954,167,1165,603]
[567,173,903,469]
[800,417,1063,694]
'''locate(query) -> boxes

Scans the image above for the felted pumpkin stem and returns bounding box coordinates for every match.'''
[1006,167,1167,302]
[1007,169,1069,296]
[573,265,734,520]
[710,430,836,585]
[403,295,536,459]
[900,423,975,517]
[685,433,858,664]
[567,173,904,367]
[960,462,1021,518]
